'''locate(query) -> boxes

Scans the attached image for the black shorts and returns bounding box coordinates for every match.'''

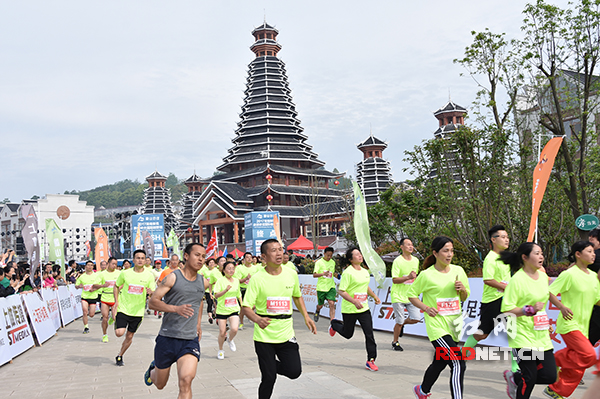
[81,297,98,306]
[241,288,247,300]
[216,312,239,320]
[115,312,143,333]
[154,335,200,369]
[479,297,503,335]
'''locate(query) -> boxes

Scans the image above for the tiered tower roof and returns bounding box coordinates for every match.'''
[433,100,467,139]
[216,22,325,174]
[356,134,392,205]
[141,170,177,232]
[179,172,202,232]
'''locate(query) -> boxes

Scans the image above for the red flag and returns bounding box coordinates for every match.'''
[527,137,563,242]
[206,228,218,259]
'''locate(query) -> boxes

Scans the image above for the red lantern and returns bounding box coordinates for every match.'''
[266,174,273,182]
[266,194,273,201]
[334,180,340,186]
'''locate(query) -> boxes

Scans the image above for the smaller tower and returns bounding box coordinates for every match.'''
[356,134,392,205]
[179,172,202,233]
[431,100,468,181]
[141,171,177,232]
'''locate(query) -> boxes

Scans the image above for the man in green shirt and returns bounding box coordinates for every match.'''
[75,260,103,334]
[98,257,120,342]
[113,249,156,366]
[390,238,420,351]
[235,252,257,329]
[313,247,336,322]
[242,239,316,399]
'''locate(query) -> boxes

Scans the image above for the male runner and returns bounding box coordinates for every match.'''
[159,254,180,283]
[75,260,102,334]
[242,239,316,399]
[99,260,107,271]
[145,243,209,399]
[98,257,120,342]
[113,249,156,366]
[281,252,297,272]
[390,238,420,351]
[588,229,600,345]
[313,246,337,322]
[235,252,257,329]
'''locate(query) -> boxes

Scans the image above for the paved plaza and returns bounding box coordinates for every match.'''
[1,312,593,398]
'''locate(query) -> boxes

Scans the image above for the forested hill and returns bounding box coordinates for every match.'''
[65,173,187,208]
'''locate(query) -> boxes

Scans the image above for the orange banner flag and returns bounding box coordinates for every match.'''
[94,226,109,270]
[527,137,563,242]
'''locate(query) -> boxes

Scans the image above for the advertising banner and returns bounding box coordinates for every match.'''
[94,226,109,269]
[296,275,565,351]
[57,285,75,326]
[41,288,62,331]
[69,285,83,319]
[0,312,11,366]
[244,211,279,256]
[131,214,165,255]
[21,292,56,344]
[20,205,40,286]
[45,218,65,271]
[0,295,35,357]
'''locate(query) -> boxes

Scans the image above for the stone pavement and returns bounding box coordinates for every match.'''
[1,311,593,398]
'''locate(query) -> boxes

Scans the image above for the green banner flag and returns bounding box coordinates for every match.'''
[352,181,386,287]
[166,229,182,259]
[45,218,65,276]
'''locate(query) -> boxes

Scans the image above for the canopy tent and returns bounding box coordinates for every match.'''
[286,235,326,251]
[231,248,244,258]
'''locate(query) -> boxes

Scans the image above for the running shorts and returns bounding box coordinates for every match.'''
[115,312,143,333]
[154,335,200,369]
[317,288,337,306]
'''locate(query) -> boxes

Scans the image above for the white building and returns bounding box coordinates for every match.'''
[34,194,95,262]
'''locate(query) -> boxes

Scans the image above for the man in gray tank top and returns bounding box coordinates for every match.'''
[145,242,209,399]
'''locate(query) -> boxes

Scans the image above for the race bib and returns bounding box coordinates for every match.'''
[83,284,93,291]
[354,293,368,304]
[534,311,549,331]
[498,280,508,293]
[106,280,116,288]
[127,284,144,295]
[224,297,237,307]
[437,298,460,316]
[403,275,415,285]
[266,297,291,314]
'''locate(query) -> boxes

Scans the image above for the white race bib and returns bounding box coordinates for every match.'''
[224,297,237,307]
[127,284,144,295]
[437,297,460,316]
[83,284,93,292]
[266,297,291,314]
[534,311,549,331]
[353,293,368,304]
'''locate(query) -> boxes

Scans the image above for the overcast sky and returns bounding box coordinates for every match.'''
[1,1,554,203]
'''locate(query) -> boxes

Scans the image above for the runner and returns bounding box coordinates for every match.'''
[159,254,180,283]
[199,258,217,324]
[145,243,209,399]
[463,226,513,370]
[390,238,421,351]
[242,238,316,399]
[588,229,600,346]
[214,260,243,359]
[329,247,381,371]
[122,259,132,270]
[113,249,156,366]
[281,252,297,272]
[500,242,557,399]
[98,257,121,342]
[99,260,107,271]
[74,260,102,334]
[234,252,257,330]
[408,236,470,399]
[217,256,226,274]
[543,241,600,399]
[313,246,337,323]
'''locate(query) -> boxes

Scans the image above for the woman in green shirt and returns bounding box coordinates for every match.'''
[543,241,600,399]
[408,236,470,399]
[213,260,243,360]
[500,242,558,399]
[329,247,381,371]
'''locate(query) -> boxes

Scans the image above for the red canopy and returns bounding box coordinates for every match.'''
[286,235,326,250]
[231,248,244,258]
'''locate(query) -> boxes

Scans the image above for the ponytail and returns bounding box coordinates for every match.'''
[422,236,453,270]
[500,242,538,276]
[567,240,593,263]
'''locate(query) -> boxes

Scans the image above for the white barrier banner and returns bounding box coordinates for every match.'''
[0,314,11,366]
[57,286,75,326]
[21,292,57,344]
[297,275,565,351]
[0,295,34,357]
[68,285,83,319]
[41,288,62,331]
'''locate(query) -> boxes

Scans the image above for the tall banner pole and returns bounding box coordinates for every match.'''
[528,136,564,243]
[352,181,386,287]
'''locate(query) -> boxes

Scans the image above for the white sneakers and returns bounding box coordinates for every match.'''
[229,339,237,352]
[217,350,225,360]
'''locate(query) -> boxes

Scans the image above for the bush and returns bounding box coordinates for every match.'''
[545,262,570,277]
